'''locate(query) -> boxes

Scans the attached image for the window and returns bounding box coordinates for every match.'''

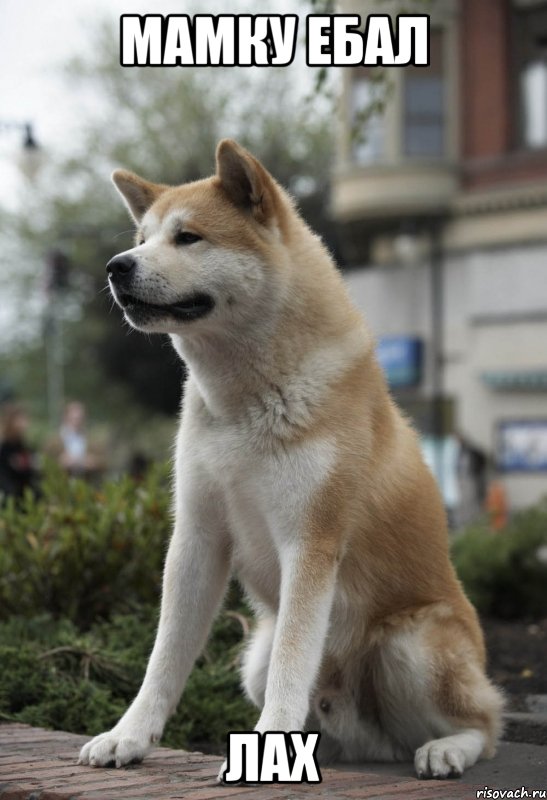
[514,4,547,149]
[521,61,547,147]
[403,31,445,158]
[350,69,386,165]
[348,29,446,164]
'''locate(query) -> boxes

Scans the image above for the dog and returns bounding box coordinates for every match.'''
[78,140,503,780]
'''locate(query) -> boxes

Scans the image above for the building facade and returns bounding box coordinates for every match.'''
[333,0,547,510]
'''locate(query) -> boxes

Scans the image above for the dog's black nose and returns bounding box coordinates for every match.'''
[106,254,136,280]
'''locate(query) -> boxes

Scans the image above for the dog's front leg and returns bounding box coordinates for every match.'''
[219,540,337,782]
[256,541,338,732]
[79,482,230,768]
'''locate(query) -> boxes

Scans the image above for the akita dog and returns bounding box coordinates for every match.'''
[78,140,503,780]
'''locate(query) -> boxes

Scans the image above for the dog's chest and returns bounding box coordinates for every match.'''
[220,427,334,608]
[200,418,335,565]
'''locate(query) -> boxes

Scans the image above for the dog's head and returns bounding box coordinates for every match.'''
[108,140,291,336]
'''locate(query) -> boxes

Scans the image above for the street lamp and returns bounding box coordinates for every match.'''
[393,217,447,493]
[0,120,39,155]
[429,220,446,493]
[0,119,38,148]
[44,250,71,428]
[0,119,42,180]
[22,123,38,151]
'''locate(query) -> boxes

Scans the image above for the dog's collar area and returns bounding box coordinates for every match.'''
[118,290,215,321]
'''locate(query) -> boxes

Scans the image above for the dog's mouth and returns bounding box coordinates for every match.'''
[117,291,215,322]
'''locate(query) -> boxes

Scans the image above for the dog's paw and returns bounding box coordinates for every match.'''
[78,729,152,768]
[415,740,465,779]
[217,759,228,783]
[217,758,258,786]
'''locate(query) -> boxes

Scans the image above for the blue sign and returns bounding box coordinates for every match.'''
[376,336,423,388]
[497,420,547,472]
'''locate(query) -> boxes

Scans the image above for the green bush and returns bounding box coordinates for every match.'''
[2,463,546,748]
[0,607,256,752]
[0,465,256,751]
[0,462,172,627]
[452,499,547,620]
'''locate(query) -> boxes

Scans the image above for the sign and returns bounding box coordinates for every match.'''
[376,336,423,389]
[497,420,547,472]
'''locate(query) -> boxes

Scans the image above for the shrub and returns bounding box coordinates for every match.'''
[452,498,547,620]
[0,605,256,753]
[0,463,257,751]
[0,462,172,627]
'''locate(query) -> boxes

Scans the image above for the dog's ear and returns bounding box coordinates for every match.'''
[111,169,165,223]
[216,139,278,225]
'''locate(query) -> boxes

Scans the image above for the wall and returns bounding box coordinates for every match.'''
[343,242,547,508]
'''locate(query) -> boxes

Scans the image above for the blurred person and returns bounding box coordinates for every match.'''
[486,472,509,532]
[0,403,39,500]
[54,401,102,478]
[456,432,488,527]
[128,451,150,483]
[419,434,460,529]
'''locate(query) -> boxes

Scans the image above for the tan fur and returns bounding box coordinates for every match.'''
[79,140,503,780]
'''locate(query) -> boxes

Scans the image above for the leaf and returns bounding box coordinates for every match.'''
[25,533,39,550]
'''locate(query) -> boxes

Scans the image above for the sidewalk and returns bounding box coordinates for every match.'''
[0,724,545,800]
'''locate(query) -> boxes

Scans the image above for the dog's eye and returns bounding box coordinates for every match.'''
[138,238,145,246]
[174,231,202,246]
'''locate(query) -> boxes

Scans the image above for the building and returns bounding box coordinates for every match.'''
[333,0,547,512]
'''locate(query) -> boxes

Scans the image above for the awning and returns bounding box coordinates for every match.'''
[481,369,547,390]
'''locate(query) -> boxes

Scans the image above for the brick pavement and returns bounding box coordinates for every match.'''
[0,724,539,800]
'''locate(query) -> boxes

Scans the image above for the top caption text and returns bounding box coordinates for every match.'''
[120,14,430,68]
